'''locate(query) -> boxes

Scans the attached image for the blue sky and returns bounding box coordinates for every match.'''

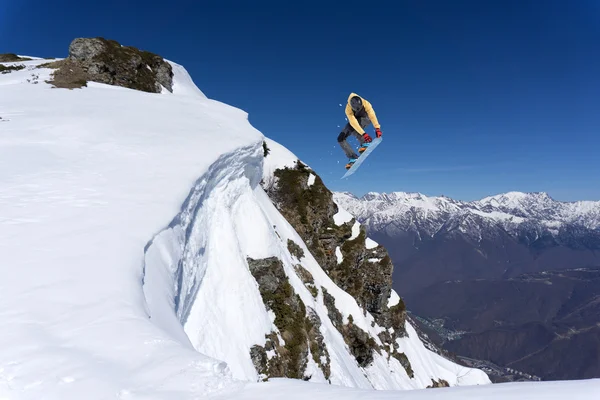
[2,0,599,201]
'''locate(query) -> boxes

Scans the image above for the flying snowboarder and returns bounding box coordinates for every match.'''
[337,93,383,170]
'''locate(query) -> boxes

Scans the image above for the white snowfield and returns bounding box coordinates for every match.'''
[0,57,596,399]
[213,378,600,400]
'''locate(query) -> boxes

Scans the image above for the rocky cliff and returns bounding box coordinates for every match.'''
[245,139,490,387]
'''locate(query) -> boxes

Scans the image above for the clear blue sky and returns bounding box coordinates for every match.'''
[2,0,599,201]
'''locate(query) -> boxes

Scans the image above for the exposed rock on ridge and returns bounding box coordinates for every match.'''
[247,257,331,381]
[44,38,173,93]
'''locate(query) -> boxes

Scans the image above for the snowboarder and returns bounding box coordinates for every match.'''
[338,93,383,169]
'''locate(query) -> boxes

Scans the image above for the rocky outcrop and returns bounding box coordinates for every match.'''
[306,307,331,379]
[44,38,173,93]
[0,64,25,74]
[0,54,32,62]
[247,257,330,380]
[322,288,378,368]
[294,264,318,298]
[332,229,394,319]
[392,351,414,378]
[263,162,405,334]
[427,379,450,388]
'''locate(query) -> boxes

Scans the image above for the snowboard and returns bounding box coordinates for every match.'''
[341,137,382,179]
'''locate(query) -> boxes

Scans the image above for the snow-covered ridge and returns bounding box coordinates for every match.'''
[334,191,600,240]
[0,56,262,398]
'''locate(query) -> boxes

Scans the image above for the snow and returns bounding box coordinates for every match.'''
[213,378,600,399]
[470,209,525,223]
[308,173,316,187]
[478,191,532,206]
[388,290,401,308]
[349,221,361,240]
[333,206,354,226]
[365,237,378,249]
[0,56,493,399]
[169,60,207,98]
[261,137,302,188]
[335,247,343,264]
[0,57,257,399]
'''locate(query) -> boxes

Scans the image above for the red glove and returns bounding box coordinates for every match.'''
[375,128,382,138]
[363,133,373,143]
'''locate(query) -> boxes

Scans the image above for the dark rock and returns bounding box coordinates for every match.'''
[306,307,331,379]
[389,300,407,336]
[322,288,377,368]
[46,37,173,93]
[294,264,314,285]
[322,288,343,329]
[154,61,174,92]
[0,64,25,74]
[248,257,286,294]
[247,257,311,380]
[44,59,87,89]
[0,54,32,62]
[287,239,305,260]
[427,378,450,388]
[344,322,377,367]
[391,351,414,378]
[263,163,407,342]
[265,164,344,271]
[69,38,106,62]
[250,345,268,377]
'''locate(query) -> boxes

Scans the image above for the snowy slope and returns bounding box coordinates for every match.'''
[0,57,258,399]
[216,378,600,400]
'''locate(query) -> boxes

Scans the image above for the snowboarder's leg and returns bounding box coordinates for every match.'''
[337,125,359,159]
[350,129,365,145]
[338,125,360,170]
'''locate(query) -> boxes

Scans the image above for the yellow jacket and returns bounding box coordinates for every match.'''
[345,92,380,135]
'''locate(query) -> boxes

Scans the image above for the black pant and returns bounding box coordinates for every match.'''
[337,116,371,159]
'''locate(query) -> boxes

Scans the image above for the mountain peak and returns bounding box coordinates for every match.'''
[361,191,381,200]
[360,191,428,202]
[480,191,551,202]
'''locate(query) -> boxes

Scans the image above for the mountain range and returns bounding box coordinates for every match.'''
[334,191,600,293]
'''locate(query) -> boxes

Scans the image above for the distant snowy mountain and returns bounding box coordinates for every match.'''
[0,41,492,400]
[334,189,600,294]
[334,191,600,242]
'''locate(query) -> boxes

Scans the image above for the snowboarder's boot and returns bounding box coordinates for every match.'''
[345,157,358,170]
[358,142,371,154]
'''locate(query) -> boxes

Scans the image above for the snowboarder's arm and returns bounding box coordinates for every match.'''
[363,100,381,129]
[345,104,365,134]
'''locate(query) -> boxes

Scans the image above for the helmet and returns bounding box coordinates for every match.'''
[350,96,363,112]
